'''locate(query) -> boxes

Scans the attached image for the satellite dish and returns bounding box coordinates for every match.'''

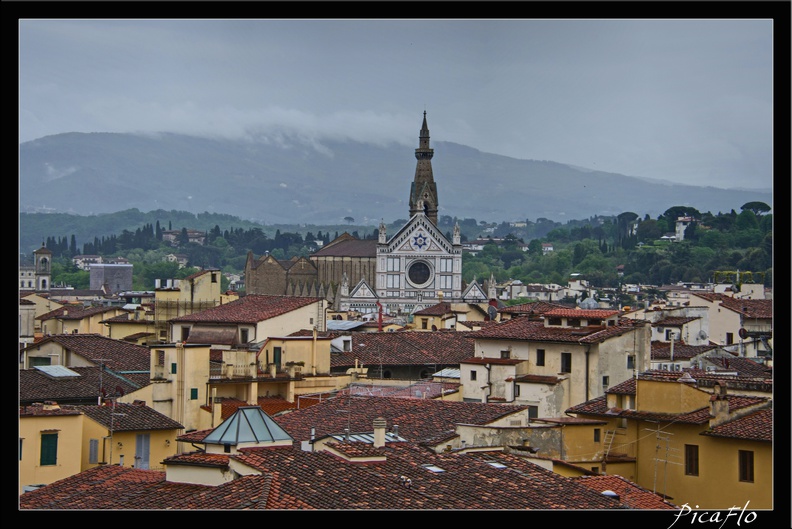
[487,305,498,321]
[698,330,708,340]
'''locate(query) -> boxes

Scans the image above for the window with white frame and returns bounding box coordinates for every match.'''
[438,275,452,289]
[439,258,453,272]
[386,274,401,288]
[386,257,401,272]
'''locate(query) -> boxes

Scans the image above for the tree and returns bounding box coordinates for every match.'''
[343,216,355,225]
[740,201,771,216]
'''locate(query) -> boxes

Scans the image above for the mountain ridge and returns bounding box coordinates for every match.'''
[19,132,772,226]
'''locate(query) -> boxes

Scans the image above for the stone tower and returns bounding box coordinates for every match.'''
[409,111,439,225]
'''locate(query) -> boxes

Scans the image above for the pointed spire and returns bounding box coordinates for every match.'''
[409,111,438,225]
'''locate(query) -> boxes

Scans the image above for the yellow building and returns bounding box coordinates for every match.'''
[19,400,183,495]
[566,372,772,509]
[37,304,128,336]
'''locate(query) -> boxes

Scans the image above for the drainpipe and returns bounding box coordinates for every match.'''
[584,345,591,401]
[483,363,492,403]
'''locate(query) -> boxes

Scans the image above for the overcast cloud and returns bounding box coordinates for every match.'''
[19,18,773,190]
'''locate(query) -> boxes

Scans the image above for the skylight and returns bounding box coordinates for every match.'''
[486,461,507,469]
[422,464,445,473]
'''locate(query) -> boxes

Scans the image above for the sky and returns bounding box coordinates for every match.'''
[19,18,775,191]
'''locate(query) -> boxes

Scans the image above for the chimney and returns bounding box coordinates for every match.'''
[373,417,387,448]
[709,381,730,427]
[669,335,674,361]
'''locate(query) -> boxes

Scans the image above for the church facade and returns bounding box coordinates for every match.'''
[245,112,488,316]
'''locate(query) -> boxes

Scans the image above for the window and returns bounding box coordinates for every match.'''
[89,439,99,464]
[438,275,452,289]
[514,384,521,397]
[561,352,572,374]
[568,318,581,327]
[591,467,599,474]
[211,273,218,283]
[500,350,511,359]
[240,329,249,343]
[386,274,400,288]
[407,261,431,286]
[618,417,628,428]
[19,438,23,461]
[627,355,635,370]
[548,317,562,326]
[739,450,754,482]
[470,370,477,381]
[181,326,190,342]
[726,332,734,345]
[171,362,177,374]
[685,444,699,476]
[594,428,601,443]
[421,319,428,330]
[439,258,453,272]
[386,257,401,272]
[190,388,198,400]
[40,432,58,466]
[536,349,545,366]
[602,376,609,389]
[527,406,538,419]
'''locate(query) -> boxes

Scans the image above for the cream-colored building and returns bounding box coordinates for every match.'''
[463,309,652,417]
[152,269,224,342]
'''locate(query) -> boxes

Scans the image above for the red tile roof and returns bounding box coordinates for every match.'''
[19,443,624,510]
[543,309,620,319]
[21,334,151,371]
[272,395,530,446]
[20,366,147,405]
[498,301,569,314]
[469,317,647,344]
[573,474,678,509]
[169,295,321,324]
[311,234,377,257]
[651,342,718,360]
[718,297,773,319]
[332,331,476,369]
[702,406,772,442]
[37,305,127,321]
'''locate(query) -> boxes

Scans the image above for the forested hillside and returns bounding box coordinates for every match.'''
[22,201,772,296]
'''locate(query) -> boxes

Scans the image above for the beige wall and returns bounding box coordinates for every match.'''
[19,413,84,494]
[24,341,95,368]
[150,343,211,433]
[633,420,772,509]
[636,379,710,414]
[105,312,158,342]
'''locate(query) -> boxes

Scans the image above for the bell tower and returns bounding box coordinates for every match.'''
[409,111,439,225]
[33,244,52,291]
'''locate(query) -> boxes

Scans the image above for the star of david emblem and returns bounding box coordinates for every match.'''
[412,233,428,250]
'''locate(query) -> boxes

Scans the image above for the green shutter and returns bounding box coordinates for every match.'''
[40,433,58,466]
[190,388,198,400]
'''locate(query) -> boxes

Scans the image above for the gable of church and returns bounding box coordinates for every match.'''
[462,280,488,303]
[349,278,378,300]
[386,214,456,255]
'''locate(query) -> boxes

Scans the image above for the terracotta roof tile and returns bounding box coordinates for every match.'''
[468,317,646,344]
[332,331,475,369]
[170,295,321,324]
[702,406,772,442]
[21,444,625,510]
[573,474,678,509]
[20,365,147,405]
[272,395,529,445]
[21,334,151,371]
